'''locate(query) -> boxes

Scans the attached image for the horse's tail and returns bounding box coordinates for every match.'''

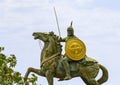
[97,64,108,84]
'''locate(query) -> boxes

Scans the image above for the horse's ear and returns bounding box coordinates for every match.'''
[32,32,36,36]
[49,31,54,36]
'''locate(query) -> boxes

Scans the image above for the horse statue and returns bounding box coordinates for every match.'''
[24,32,108,85]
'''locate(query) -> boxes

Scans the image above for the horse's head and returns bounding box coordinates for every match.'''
[32,32,49,42]
[33,32,62,64]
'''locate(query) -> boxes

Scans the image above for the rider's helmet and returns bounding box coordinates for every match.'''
[67,21,74,36]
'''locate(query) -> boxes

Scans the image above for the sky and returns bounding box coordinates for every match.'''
[0,0,120,85]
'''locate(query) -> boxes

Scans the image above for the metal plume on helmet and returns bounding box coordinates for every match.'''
[67,21,74,36]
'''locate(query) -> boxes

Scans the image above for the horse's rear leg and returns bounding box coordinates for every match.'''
[86,79,101,85]
[45,70,53,85]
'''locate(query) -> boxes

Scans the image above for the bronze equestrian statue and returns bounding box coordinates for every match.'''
[24,24,108,85]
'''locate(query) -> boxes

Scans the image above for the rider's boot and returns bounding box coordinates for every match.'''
[62,60,71,80]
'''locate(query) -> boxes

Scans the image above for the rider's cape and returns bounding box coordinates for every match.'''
[65,37,86,61]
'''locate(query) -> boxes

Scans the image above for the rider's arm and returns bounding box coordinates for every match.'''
[58,37,66,42]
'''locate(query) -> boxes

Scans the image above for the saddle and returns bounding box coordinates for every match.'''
[70,55,98,71]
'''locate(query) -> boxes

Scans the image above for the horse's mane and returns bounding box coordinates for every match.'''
[52,34,62,54]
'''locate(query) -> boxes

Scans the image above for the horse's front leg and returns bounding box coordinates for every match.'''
[24,67,44,83]
[45,70,54,85]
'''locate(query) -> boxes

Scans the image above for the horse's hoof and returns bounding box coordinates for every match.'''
[64,75,72,80]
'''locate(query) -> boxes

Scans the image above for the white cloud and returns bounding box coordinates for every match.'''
[75,0,94,4]
[1,0,120,43]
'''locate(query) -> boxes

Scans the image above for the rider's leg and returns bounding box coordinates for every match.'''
[62,57,71,80]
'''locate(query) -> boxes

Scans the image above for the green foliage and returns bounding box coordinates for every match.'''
[0,47,39,85]
[28,74,38,85]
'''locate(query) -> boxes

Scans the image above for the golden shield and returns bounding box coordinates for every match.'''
[65,37,86,61]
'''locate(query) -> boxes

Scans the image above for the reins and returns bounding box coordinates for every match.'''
[40,52,60,67]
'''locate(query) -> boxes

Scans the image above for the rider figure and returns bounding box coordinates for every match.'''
[59,22,76,80]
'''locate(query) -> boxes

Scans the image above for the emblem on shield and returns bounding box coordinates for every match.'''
[65,37,86,61]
